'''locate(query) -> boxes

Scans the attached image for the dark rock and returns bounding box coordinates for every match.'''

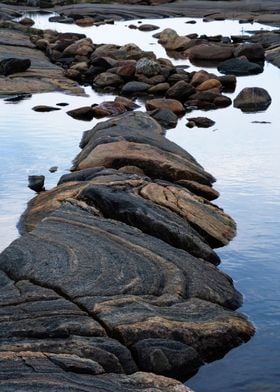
[159,28,191,51]
[49,166,58,173]
[94,72,124,87]
[188,44,234,61]
[186,117,215,128]
[32,105,61,112]
[4,93,32,103]
[234,43,265,62]
[146,98,185,115]
[28,175,45,193]
[114,96,140,110]
[67,106,95,121]
[148,108,178,129]
[233,87,272,112]
[0,58,31,76]
[121,81,150,95]
[19,17,34,26]
[56,102,69,107]
[136,58,161,77]
[138,24,159,32]
[91,101,127,118]
[217,58,263,76]
[166,81,195,102]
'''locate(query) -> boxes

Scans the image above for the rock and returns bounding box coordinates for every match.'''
[218,75,236,91]
[0,58,31,76]
[49,166,58,173]
[111,63,136,79]
[218,58,263,76]
[32,105,61,112]
[67,106,95,121]
[166,81,195,102]
[136,58,161,77]
[175,180,219,201]
[234,43,265,62]
[188,44,234,61]
[233,87,272,112]
[94,72,124,87]
[146,98,185,115]
[4,93,32,102]
[148,108,178,129]
[92,101,127,118]
[19,17,34,26]
[114,96,140,110]
[148,82,170,94]
[138,24,159,32]
[196,79,222,92]
[186,117,215,128]
[159,28,191,51]
[185,91,232,110]
[75,17,96,27]
[191,70,210,87]
[56,102,69,107]
[28,175,45,193]
[121,81,150,95]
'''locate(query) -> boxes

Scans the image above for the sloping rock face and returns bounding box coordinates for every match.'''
[0,112,254,389]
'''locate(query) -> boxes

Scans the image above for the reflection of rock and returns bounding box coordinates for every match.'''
[233,87,272,112]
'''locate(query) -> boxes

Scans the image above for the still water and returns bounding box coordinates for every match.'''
[1,14,280,392]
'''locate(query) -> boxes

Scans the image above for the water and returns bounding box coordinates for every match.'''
[1,14,280,392]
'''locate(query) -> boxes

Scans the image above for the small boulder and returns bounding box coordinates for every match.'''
[138,24,159,32]
[196,79,222,92]
[0,58,31,76]
[146,98,185,115]
[188,44,233,61]
[19,17,34,26]
[148,108,178,129]
[218,58,263,76]
[234,43,265,62]
[28,175,45,193]
[166,81,195,102]
[121,81,150,95]
[67,106,95,121]
[159,28,191,51]
[186,117,215,128]
[94,72,123,87]
[136,58,161,77]
[233,87,272,112]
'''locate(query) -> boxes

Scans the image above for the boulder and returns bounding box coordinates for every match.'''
[121,81,150,94]
[148,108,178,129]
[188,44,234,61]
[91,101,127,118]
[19,17,34,26]
[166,81,195,101]
[148,82,170,94]
[186,117,215,128]
[67,106,95,121]
[136,58,161,77]
[28,175,45,193]
[138,24,159,32]
[159,28,191,51]
[146,98,185,115]
[233,87,272,112]
[234,43,265,62]
[217,58,263,76]
[94,72,124,87]
[196,79,222,91]
[0,58,31,76]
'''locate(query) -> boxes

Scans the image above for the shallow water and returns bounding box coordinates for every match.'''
[1,15,280,392]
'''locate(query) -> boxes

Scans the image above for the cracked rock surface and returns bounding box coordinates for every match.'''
[0,111,254,390]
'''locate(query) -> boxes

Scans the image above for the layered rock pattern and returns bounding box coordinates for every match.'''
[0,111,255,389]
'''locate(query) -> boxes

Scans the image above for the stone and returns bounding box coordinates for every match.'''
[136,58,161,77]
[148,82,170,94]
[186,117,215,128]
[146,98,185,115]
[188,44,234,61]
[94,72,124,87]
[185,91,232,110]
[233,87,272,112]
[92,101,127,118]
[4,93,32,103]
[49,166,58,173]
[138,24,159,32]
[166,81,195,102]
[28,175,45,193]
[19,17,34,26]
[67,106,95,121]
[32,105,61,112]
[114,96,140,110]
[191,70,210,87]
[159,28,191,51]
[234,43,265,62]
[148,108,178,129]
[196,79,222,91]
[217,58,263,76]
[0,58,31,76]
[121,81,150,95]
[175,180,219,201]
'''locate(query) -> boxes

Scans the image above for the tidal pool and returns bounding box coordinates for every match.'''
[1,14,280,392]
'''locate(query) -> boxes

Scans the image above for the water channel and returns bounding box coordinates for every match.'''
[0,13,279,392]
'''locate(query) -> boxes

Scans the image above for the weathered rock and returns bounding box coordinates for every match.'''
[67,106,95,121]
[94,72,124,87]
[148,108,178,129]
[191,70,210,87]
[136,58,161,77]
[0,58,31,76]
[196,79,222,92]
[148,82,170,94]
[146,98,185,115]
[218,58,263,76]
[188,44,234,61]
[233,87,272,112]
[166,81,195,102]
[185,91,232,110]
[32,105,61,112]
[234,43,265,62]
[186,117,215,128]
[159,29,191,51]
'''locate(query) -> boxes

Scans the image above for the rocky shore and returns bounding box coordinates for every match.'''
[0,2,274,390]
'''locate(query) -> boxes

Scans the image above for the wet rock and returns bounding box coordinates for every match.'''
[111,63,136,79]
[28,175,45,193]
[191,70,210,87]
[114,96,140,110]
[49,166,58,173]
[159,28,191,51]
[218,75,236,91]
[148,82,170,94]
[196,79,222,92]
[186,117,215,128]
[94,72,124,87]
[218,58,263,76]
[185,91,232,110]
[234,43,265,62]
[32,105,61,112]
[138,24,159,32]
[146,98,185,115]
[92,101,127,118]
[121,81,150,95]
[67,106,95,121]
[0,58,31,76]
[148,108,178,129]
[188,44,234,61]
[233,87,272,112]
[166,81,195,102]
[136,58,161,77]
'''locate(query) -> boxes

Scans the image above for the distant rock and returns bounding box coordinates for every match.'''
[188,44,233,61]
[138,24,159,32]
[146,98,185,115]
[28,175,45,193]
